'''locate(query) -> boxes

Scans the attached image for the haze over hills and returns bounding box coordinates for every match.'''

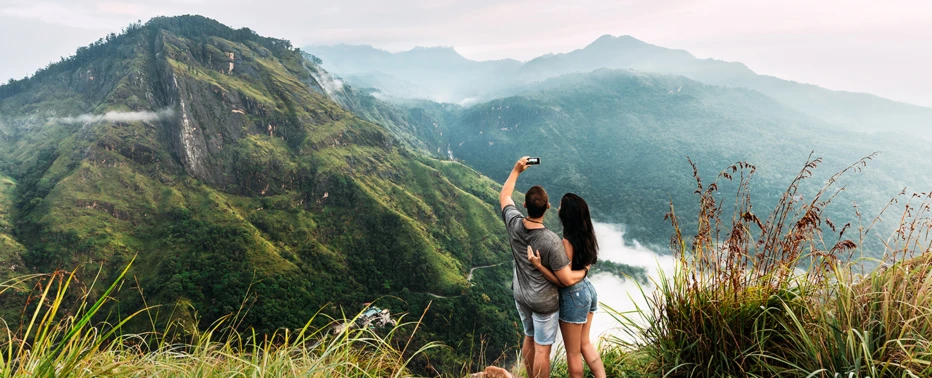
[307,35,932,139]
[308,44,522,104]
[330,68,932,252]
[517,35,932,138]
[304,36,932,254]
[302,40,932,254]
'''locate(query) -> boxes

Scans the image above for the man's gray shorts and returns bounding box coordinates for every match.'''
[515,300,559,346]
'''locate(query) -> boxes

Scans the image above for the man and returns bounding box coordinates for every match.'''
[499,156,588,378]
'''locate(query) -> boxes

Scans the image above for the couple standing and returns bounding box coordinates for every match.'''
[499,157,606,378]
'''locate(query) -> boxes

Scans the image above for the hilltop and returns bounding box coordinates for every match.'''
[0,15,520,372]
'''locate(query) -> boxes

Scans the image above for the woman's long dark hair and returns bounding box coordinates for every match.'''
[559,193,598,271]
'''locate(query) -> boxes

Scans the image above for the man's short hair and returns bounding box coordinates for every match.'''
[525,185,549,218]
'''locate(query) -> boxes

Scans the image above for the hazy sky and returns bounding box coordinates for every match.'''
[2,0,930,107]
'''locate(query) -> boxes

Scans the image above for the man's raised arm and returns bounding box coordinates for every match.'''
[500,156,530,211]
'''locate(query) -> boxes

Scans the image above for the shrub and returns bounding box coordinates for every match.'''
[609,154,932,377]
[0,259,438,377]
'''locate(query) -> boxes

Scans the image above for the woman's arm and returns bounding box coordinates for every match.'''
[527,246,565,287]
[551,239,588,285]
[562,239,575,265]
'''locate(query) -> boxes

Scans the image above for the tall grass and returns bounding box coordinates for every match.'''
[7,154,932,377]
[0,260,439,377]
[764,191,932,377]
[607,154,932,377]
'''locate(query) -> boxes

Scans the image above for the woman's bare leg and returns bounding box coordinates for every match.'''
[560,322,585,378]
[580,312,606,378]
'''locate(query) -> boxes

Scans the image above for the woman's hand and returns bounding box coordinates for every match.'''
[527,245,543,268]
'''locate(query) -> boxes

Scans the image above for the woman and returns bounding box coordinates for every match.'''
[528,193,606,378]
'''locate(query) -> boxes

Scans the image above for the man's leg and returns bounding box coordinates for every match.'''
[532,342,552,378]
[530,310,559,378]
[515,301,537,377]
[521,336,534,377]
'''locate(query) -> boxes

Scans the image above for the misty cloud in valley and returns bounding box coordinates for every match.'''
[552,221,676,345]
[49,108,174,124]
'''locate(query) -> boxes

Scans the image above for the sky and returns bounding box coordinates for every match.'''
[2,0,931,107]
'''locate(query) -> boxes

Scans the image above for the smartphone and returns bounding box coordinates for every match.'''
[527,157,541,165]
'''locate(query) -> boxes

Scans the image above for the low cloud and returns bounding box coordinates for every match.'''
[306,66,345,97]
[51,108,174,124]
[587,221,676,342]
[457,97,480,106]
[548,221,673,352]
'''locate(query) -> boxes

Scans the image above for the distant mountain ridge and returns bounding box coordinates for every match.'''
[518,34,932,137]
[306,35,932,138]
[307,44,521,103]
[327,67,930,262]
[307,44,521,75]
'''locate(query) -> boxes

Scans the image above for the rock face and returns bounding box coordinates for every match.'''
[169,71,212,181]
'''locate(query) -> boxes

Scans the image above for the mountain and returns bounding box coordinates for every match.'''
[520,35,932,138]
[520,35,706,79]
[308,44,521,80]
[389,69,932,251]
[312,35,932,139]
[306,44,522,103]
[0,16,519,372]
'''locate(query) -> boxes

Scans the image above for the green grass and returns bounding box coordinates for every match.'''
[588,157,932,377]
[8,154,932,377]
[0,261,438,377]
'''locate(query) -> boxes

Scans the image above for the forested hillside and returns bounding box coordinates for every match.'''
[0,15,520,372]
[387,70,932,252]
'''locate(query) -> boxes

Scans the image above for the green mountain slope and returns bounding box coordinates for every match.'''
[299,64,452,156]
[393,70,932,252]
[0,16,517,372]
[0,172,25,274]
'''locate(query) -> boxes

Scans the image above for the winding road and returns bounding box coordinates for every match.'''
[424,262,506,299]
[467,263,505,281]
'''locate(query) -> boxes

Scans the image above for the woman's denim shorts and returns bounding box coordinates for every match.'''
[559,277,598,324]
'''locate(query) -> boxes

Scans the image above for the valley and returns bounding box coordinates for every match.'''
[318,66,932,254]
[1,12,931,377]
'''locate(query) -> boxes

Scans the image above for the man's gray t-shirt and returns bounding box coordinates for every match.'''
[502,204,570,314]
